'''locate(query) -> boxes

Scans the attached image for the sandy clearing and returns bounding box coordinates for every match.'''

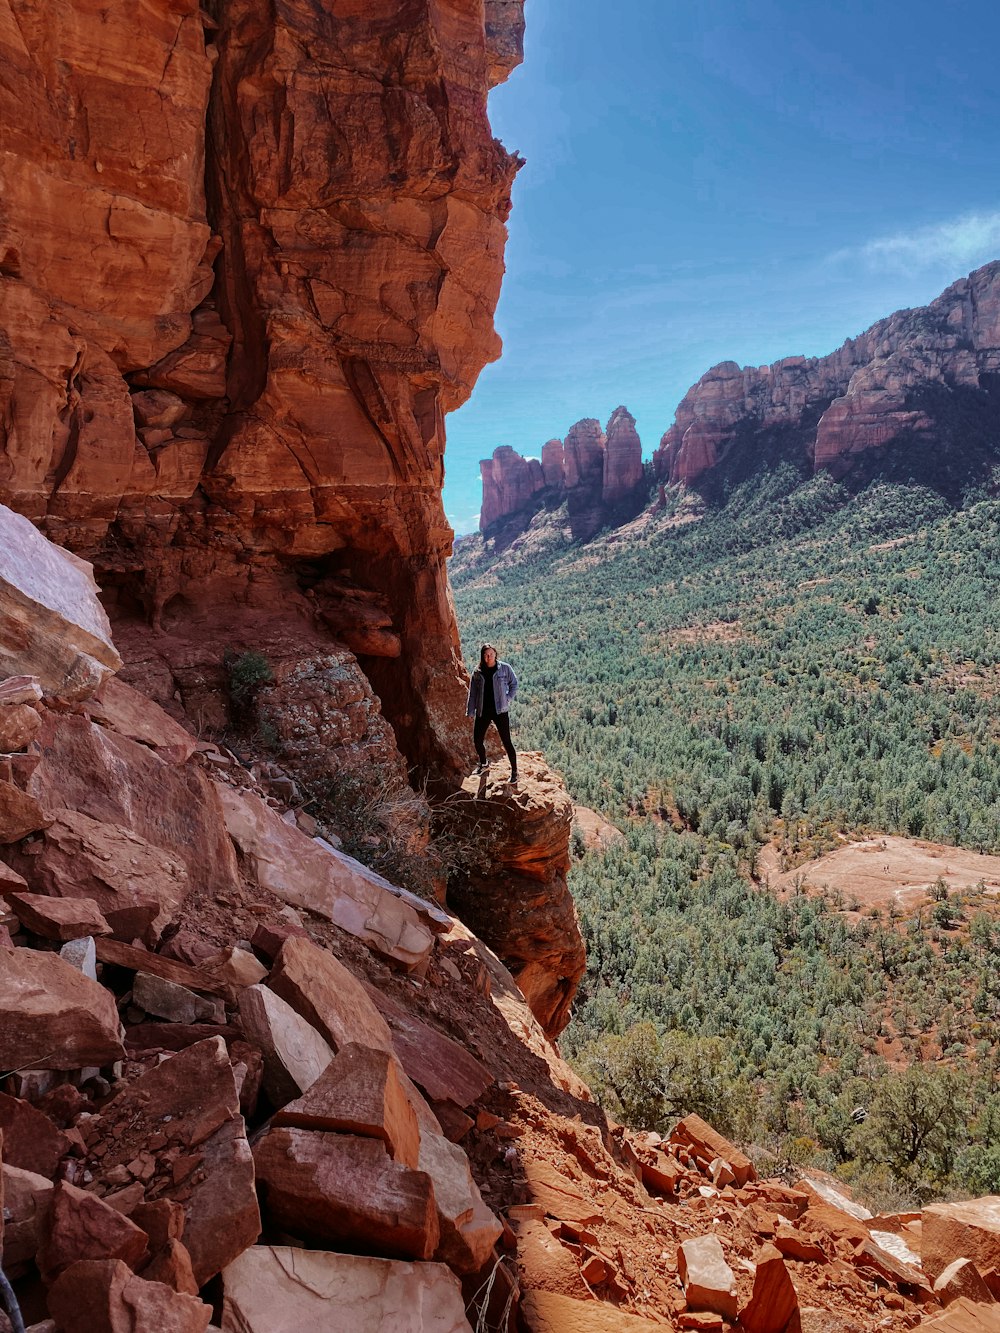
[759,834,1000,911]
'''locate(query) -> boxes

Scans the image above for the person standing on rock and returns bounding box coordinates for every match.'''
[467,644,519,783]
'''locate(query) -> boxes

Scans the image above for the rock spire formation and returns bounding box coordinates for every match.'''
[0,0,527,780]
[655,261,1000,486]
[479,405,645,540]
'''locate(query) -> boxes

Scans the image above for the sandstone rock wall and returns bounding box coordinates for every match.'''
[478,405,645,540]
[654,261,1000,485]
[0,0,526,780]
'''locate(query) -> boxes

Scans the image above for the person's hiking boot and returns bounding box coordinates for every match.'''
[475,761,491,775]
[509,769,519,785]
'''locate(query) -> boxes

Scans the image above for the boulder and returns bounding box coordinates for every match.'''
[216,785,433,971]
[4,892,111,941]
[132,972,222,1025]
[267,936,395,1054]
[417,1121,503,1274]
[200,947,267,989]
[923,1199,1000,1282]
[934,1257,995,1306]
[678,1235,738,1320]
[7,809,188,943]
[366,984,492,1108]
[0,504,121,699]
[46,1258,212,1333]
[921,1296,1000,1331]
[39,1181,150,1281]
[220,1245,473,1332]
[87,679,198,765]
[1,1163,55,1269]
[740,1243,802,1333]
[0,779,53,843]
[254,1127,439,1261]
[237,983,334,1106]
[0,702,41,752]
[274,1042,421,1169]
[521,1291,675,1331]
[0,1091,71,1176]
[0,947,125,1069]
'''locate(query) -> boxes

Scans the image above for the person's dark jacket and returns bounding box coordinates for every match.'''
[466,661,518,717]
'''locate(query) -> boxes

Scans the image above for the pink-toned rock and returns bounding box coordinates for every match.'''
[678,1235,738,1320]
[417,1123,503,1273]
[221,1245,474,1333]
[934,1257,995,1306]
[237,983,334,1106]
[740,1243,801,1333]
[0,702,41,752]
[23,713,240,901]
[366,984,492,1109]
[46,1258,212,1333]
[921,1297,1000,1331]
[87,679,198,765]
[254,1127,439,1261]
[274,1042,421,1169]
[268,935,395,1054]
[923,1198,1000,1282]
[140,1239,200,1297]
[0,778,52,843]
[0,947,125,1069]
[217,785,433,971]
[0,505,122,698]
[0,1091,71,1176]
[670,1114,756,1187]
[200,947,267,989]
[8,809,188,943]
[39,1181,150,1282]
[4,892,111,941]
[521,1291,673,1332]
[1,1163,55,1269]
[479,446,545,533]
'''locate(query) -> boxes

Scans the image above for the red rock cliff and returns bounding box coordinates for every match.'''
[655,261,1000,485]
[0,0,525,779]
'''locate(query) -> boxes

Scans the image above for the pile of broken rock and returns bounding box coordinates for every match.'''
[0,508,497,1332]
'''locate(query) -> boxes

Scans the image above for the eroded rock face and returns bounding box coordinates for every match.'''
[654,261,1000,485]
[0,0,524,781]
[478,407,646,541]
[445,753,585,1038]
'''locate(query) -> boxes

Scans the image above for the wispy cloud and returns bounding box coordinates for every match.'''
[830,211,1000,274]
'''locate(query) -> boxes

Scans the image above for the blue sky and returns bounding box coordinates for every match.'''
[442,0,1000,535]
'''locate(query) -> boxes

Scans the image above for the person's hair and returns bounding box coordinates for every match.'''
[479,643,496,669]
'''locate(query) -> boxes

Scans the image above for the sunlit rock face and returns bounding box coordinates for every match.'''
[0,0,524,779]
[655,261,1000,485]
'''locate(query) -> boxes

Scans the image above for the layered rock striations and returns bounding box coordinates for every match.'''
[479,405,645,540]
[654,261,1000,486]
[0,0,526,780]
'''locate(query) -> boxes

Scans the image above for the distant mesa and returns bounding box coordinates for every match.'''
[479,405,644,540]
[654,259,1000,487]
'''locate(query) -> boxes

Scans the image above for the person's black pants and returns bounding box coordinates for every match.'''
[474,711,517,771]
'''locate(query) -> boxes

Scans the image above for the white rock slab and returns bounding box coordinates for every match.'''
[237,983,334,1106]
[0,503,121,698]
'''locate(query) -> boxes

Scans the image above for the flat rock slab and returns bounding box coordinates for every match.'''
[523,1159,602,1227]
[678,1235,738,1320]
[87,678,198,765]
[268,935,395,1054]
[4,891,111,941]
[416,1120,502,1274]
[217,785,433,971]
[221,1245,473,1332]
[0,947,125,1070]
[274,1041,421,1168]
[740,1243,801,1333]
[921,1297,1000,1331]
[366,982,492,1108]
[254,1127,439,1261]
[238,983,334,1106]
[0,503,121,699]
[522,1290,675,1332]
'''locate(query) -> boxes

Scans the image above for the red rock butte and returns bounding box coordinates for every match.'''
[654,261,1000,486]
[0,0,527,780]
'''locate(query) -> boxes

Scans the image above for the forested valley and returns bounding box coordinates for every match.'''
[452,463,1000,1207]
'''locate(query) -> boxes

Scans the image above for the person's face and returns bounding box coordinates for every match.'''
[484,648,497,667]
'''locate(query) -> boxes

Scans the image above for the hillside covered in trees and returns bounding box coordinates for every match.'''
[452,459,1000,1206]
